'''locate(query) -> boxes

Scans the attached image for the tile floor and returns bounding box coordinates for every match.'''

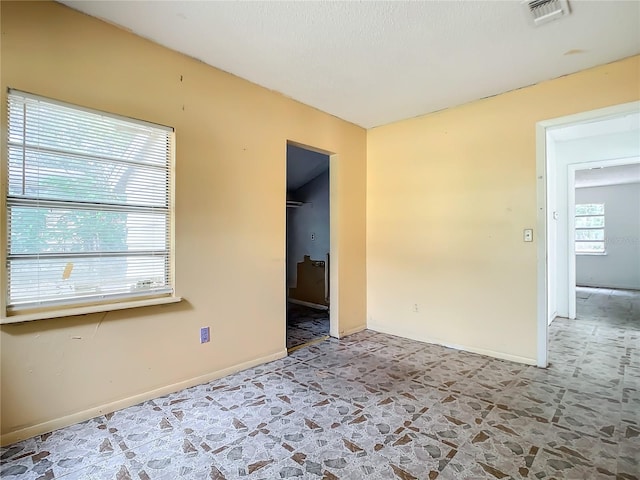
[1,287,638,479]
[287,303,329,350]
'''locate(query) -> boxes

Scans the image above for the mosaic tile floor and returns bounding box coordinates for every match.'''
[287,303,329,350]
[2,287,638,479]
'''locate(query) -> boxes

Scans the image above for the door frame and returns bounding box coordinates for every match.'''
[535,100,640,368]
[567,157,640,318]
[285,140,338,340]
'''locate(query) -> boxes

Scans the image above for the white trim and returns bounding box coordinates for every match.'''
[329,152,339,339]
[338,324,366,339]
[1,89,8,322]
[568,166,577,319]
[1,295,182,324]
[535,122,549,368]
[324,252,330,304]
[536,100,640,368]
[541,101,640,132]
[0,348,287,447]
[368,323,536,366]
[169,130,177,313]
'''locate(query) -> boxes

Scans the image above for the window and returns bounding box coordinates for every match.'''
[5,90,175,316]
[575,203,605,254]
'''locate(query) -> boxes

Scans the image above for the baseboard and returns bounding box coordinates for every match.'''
[338,324,366,338]
[287,298,329,310]
[1,349,287,447]
[368,323,536,366]
[577,283,640,291]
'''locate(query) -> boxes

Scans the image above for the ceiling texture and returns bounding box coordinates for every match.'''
[61,0,640,129]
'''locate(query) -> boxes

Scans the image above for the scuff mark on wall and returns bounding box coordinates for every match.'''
[92,312,108,339]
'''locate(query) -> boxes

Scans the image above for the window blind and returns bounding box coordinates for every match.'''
[6,90,174,312]
[575,203,605,254]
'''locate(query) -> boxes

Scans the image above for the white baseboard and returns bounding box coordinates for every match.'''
[368,323,536,366]
[338,324,366,338]
[1,349,287,447]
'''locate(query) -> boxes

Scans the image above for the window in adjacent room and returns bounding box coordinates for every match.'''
[5,89,175,317]
[575,203,605,254]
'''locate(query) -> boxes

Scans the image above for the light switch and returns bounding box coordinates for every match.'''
[524,229,533,242]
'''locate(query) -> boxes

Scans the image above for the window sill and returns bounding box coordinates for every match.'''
[1,296,182,325]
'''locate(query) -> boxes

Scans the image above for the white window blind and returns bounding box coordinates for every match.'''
[575,203,605,254]
[6,90,174,313]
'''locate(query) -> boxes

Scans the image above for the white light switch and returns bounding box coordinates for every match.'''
[524,229,533,242]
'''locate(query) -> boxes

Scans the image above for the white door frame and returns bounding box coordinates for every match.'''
[535,100,640,368]
[567,156,640,319]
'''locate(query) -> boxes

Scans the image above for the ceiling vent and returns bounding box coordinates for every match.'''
[524,0,570,26]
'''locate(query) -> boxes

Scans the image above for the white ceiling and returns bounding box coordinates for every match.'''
[61,1,640,129]
[575,163,640,188]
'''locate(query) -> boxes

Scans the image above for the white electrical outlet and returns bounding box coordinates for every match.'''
[524,229,533,242]
[413,303,419,313]
[310,232,316,241]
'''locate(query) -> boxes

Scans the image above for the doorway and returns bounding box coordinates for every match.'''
[536,101,640,367]
[570,161,640,318]
[286,142,331,351]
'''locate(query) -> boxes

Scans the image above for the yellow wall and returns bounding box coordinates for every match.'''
[367,55,639,364]
[2,0,639,447]
[0,1,367,443]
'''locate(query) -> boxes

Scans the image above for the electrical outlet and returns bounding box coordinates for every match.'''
[413,303,419,313]
[524,229,533,242]
[200,326,210,344]
[310,232,316,241]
